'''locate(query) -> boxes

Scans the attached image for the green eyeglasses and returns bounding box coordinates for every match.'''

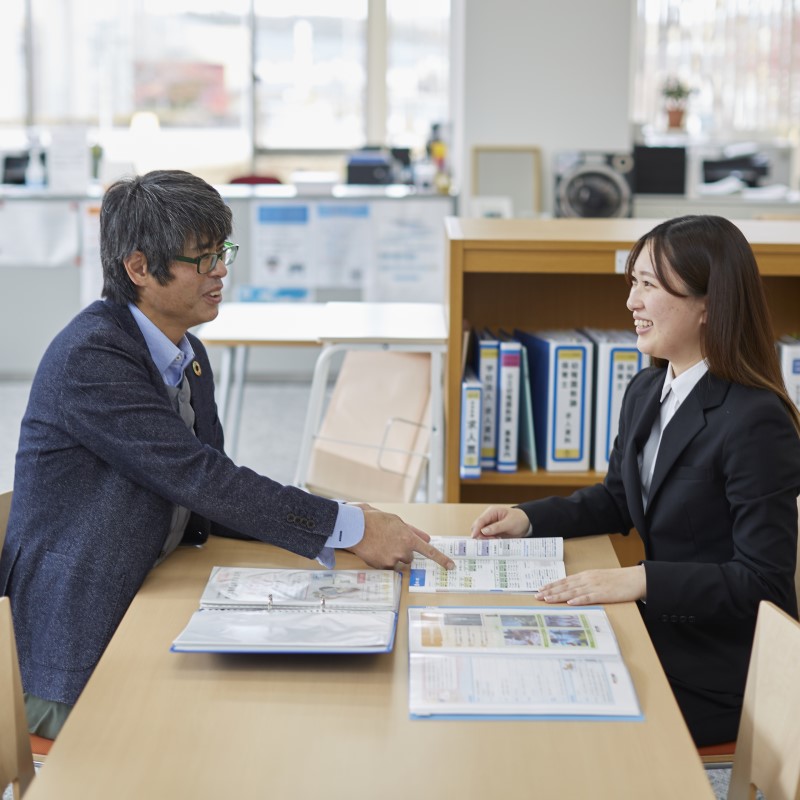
[174,241,239,274]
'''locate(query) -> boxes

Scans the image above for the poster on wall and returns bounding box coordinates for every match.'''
[365,199,450,302]
[250,202,314,292]
[0,200,80,268]
[314,202,371,289]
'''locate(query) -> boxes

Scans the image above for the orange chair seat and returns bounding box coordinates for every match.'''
[698,740,736,763]
[30,734,54,758]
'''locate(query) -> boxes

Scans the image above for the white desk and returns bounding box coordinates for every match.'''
[195,302,325,458]
[197,301,447,501]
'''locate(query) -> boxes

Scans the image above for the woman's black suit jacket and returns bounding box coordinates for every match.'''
[519,366,800,706]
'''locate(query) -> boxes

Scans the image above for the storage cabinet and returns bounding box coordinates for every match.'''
[444,217,800,563]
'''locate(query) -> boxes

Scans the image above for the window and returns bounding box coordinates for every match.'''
[253,1,368,149]
[633,0,800,139]
[29,0,250,129]
[0,0,27,129]
[2,0,450,171]
[252,0,449,152]
[386,0,450,150]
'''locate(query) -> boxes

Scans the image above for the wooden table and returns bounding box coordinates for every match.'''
[25,504,713,800]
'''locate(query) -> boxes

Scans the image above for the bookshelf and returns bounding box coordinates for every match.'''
[444,217,800,563]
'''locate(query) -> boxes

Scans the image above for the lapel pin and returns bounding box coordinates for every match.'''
[192,360,202,377]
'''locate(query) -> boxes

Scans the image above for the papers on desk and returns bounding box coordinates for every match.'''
[171,567,401,654]
[408,606,642,720]
[409,537,566,593]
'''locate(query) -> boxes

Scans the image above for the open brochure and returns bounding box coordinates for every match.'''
[171,566,402,654]
[409,537,566,593]
[408,606,642,720]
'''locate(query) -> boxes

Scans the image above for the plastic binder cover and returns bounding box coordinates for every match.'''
[171,567,402,654]
[306,350,431,502]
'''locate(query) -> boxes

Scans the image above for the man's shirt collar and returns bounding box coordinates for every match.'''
[128,303,195,387]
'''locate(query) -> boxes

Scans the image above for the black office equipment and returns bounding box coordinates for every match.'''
[702,153,769,187]
[633,145,687,195]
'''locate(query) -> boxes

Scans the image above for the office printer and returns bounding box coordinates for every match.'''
[346,148,394,184]
[702,152,770,187]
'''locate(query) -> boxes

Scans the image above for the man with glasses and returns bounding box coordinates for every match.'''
[0,169,453,739]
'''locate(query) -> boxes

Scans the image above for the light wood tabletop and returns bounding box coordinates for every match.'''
[25,504,714,800]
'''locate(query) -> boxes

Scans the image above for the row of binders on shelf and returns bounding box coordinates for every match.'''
[460,327,800,480]
[459,326,646,478]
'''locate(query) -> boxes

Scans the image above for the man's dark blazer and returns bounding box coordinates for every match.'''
[0,300,339,706]
[519,366,800,703]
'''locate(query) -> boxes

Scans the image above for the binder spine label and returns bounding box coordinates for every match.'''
[478,344,499,467]
[460,383,482,479]
[496,347,521,472]
[551,347,587,462]
[605,348,642,461]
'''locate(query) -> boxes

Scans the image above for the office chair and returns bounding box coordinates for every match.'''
[0,596,36,798]
[0,491,54,767]
[727,601,800,800]
[229,174,281,185]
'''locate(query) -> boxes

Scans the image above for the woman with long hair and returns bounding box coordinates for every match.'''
[471,215,800,746]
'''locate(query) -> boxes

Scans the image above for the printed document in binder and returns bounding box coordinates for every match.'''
[171,567,401,654]
[408,537,566,593]
[408,606,642,720]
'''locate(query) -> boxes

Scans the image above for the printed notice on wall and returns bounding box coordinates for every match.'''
[365,199,450,302]
[250,203,314,289]
[314,203,371,288]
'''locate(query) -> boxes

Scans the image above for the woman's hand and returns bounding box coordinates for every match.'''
[537,566,647,605]
[470,506,530,539]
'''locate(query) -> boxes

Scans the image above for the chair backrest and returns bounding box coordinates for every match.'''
[0,490,12,552]
[0,596,35,798]
[727,601,800,800]
[795,496,800,609]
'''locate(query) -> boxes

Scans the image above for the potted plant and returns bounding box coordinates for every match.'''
[661,77,693,129]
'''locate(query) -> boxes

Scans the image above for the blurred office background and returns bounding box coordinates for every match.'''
[3,1,798,210]
[3,0,800,492]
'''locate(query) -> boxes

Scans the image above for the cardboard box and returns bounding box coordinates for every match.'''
[305,350,430,502]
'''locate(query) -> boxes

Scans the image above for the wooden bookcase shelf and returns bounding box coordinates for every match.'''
[444,216,800,526]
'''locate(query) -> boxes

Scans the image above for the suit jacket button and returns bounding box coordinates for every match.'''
[679,616,687,623]
[688,616,696,623]
[661,614,669,622]
[670,615,678,623]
